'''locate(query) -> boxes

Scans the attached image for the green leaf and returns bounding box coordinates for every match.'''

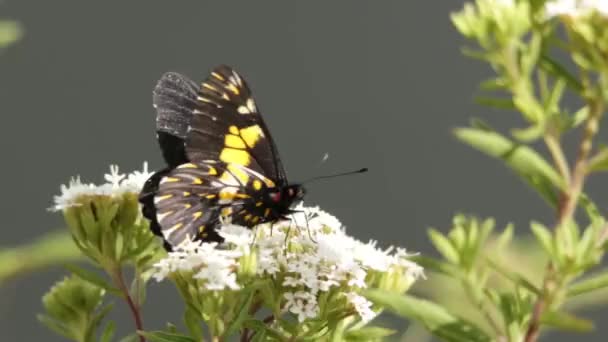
[118,334,140,342]
[100,321,116,342]
[485,258,541,295]
[364,290,491,342]
[568,270,608,297]
[137,331,197,342]
[540,311,594,332]
[474,96,516,110]
[454,128,563,207]
[244,319,285,341]
[530,222,555,258]
[428,229,460,264]
[511,123,545,142]
[37,314,73,340]
[344,326,396,341]
[409,255,459,277]
[539,54,583,93]
[64,264,120,295]
[588,146,608,172]
[223,290,255,337]
[183,307,203,340]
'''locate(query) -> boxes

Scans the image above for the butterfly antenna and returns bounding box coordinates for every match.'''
[302,167,368,185]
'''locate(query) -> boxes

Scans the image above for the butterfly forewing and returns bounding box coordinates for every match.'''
[186,65,287,184]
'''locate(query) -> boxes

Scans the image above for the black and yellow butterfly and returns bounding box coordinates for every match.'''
[139,65,305,250]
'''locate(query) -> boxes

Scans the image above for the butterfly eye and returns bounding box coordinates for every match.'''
[270,192,281,202]
[288,188,295,196]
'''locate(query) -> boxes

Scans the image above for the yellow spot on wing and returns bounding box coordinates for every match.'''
[211,72,225,81]
[226,83,240,95]
[192,178,203,185]
[193,212,203,219]
[198,225,206,232]
[240,125,263,148]
[202,82,218,92]
[244,214,252,221]
[220,148,250,165]
[205,194,216,199]
[227,164,249,184]
[253,180,262,190]
[169,222,183,231]
[251,216,260,224]
[229,125,239,135]
[163,177,180,183]
[208,167,218,175]
[256,201,263,207]
[156,194,173,201]
[225,134,246,149]
[183,192,191,196]
[184,203,192,209]
[263,178,276,188]
[264,208,271,217]
[221,207,233,217]
[178,163,197,169]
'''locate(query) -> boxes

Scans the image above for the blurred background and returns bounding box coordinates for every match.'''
[0,0,606,341]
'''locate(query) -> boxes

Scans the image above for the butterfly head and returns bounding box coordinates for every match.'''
[268,184,306,208]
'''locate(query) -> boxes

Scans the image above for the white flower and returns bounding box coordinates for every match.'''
[104,164,125,187]
[151,204,424,323]
[346,292,377,324]
[51,162,154,211]
[51,177,97,211]
[546,0,608,18]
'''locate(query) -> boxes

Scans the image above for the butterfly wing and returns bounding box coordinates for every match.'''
[185,65,287,185]
[152,72,199,167]
[152,161,278,247]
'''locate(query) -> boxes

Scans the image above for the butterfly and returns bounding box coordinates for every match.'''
[139,65,305,250]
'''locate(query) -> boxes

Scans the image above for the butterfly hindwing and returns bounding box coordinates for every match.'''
[153,161,280,246]
[152,72,199,167]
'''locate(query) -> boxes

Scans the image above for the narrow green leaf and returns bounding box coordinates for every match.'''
[568,271,608,297]
[64,264,120,295]
[364,290,491,342]
[244,319,285,341]
[495,224,514,251]
[541,311,594,332]
[474,96,516,110]
[485,258,541,295]
[223,290,255,337]
[118,334,139,342]
[137,331,197,342]
[409,255,459,277]
[539,54,583,92]
[479,77,509,91]
[454,128,563,207]
[588,147,608,172]
[37,314,73,340]
[530,222,555,257]
[183,307,203,340]
[428,229,460,264]
[344,326,396,341]
[511,123,545,142]
[100,321,116,342]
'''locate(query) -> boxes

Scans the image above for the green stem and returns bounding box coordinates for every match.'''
[524,93,604,342]
[110,267,145,342]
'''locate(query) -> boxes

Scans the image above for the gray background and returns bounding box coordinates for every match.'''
[0,0,605,341]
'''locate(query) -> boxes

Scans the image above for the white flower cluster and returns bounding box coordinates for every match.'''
[486,0,608,17]
[151,205,424,324]
[51,162,152,211]
[545,0,608,17]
